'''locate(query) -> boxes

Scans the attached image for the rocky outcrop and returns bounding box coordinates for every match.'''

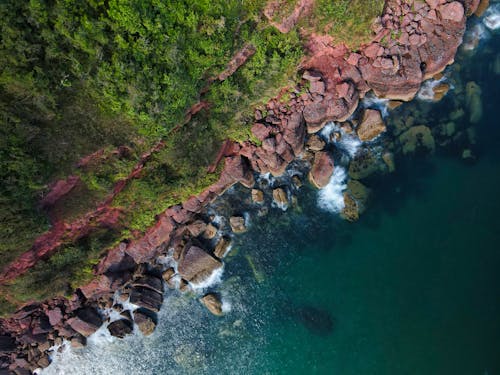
[200,293,223,316]
[356,109,386,142]
[107,319,133,338]
[177,246,222,283]
[308,152,334,188]
[67,307,103,337]
[399,125,436,154]
[133,309,156,336]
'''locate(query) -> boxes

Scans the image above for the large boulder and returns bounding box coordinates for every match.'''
[131,275,164,294]
[133,309,156,336]
[308,151,334,188]
[129,286,163,312]
[357,109,386,142]
[214,236,231,259]
[348,150,380,180]
[107,319,133,338]
[178,245,222,283]
[223,155,255,188]
[200,293,223,316]
[229,216,247,233]
[67,307,103,337]
[272,188,288,206]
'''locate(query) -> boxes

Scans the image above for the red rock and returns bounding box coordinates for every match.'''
[356,109,387,142]
[283,112,306,156]
[178,245,222,283]
[79,275,113,300]
[309,80,325,95]
[364,43,380,59]
[182,196,202,212]
[251,123,270,141]
[187,220,207,237]
[40,175,80,208]
[67,307,102,337]
[223,155,255,188]
[262,137,276,152]
[166,205,192,224]
[438,2,464,22]
[346,53,361,66]
[425,0,440,9]
[146,215,175,248]
[308,151,334,188]
[47,308,63,327]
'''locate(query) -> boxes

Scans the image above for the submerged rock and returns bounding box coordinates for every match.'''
[348,150,380,180]
[341,180,371,222]
[465,81,482,123]
[356,109,386,142]
[399,125,436,154]
[295,306,335,336]
[200,293,223,316]
[309,151,334,188]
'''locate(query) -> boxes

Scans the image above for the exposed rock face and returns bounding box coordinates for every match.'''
[306,134,326,151]
[204,223,218,239]
[67,307,102,337]
[308,151,334,188]
[107,319,133,338]
[214,236,231,259]
[129,286,163,312]
[251,189,265,204]
[229,216,247,233]
[200,293,223,316]
[272,188,288,206]
[133,309,156,336]
[356,109,386,142]
[399,125,436,154]
[177,245,222,283]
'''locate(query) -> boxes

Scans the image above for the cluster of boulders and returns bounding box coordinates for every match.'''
[1,0,484,373]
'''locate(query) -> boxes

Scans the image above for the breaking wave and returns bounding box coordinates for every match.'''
[317,166,348,213]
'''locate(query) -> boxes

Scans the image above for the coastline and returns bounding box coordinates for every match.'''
[0,0,487,373]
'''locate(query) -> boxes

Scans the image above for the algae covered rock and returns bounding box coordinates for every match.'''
[465,81,482,124]
[341,180,371,222]
[348,150,380,180]
[399,125,435,154]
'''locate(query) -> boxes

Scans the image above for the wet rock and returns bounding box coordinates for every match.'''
[187,220,207,237]
[432,82,450,101]
[306,134,326,151]
[438,2,465,23]
[465,81,482,123]
[292,175,302,188]
[229,216,247,233]
[308,151,334,188]
[129,286,163,312]
[133,309,156,336]
[162,267,175,282]
[70,334,86,349]
[67,307,103,337]
[399,125,436,154]
[200,293,223,316]
[251,189,265,204]
[348,150,380,180]
[382,152,396,173]
[178,245,222,283]
[272,188,288,206]
[356,109,386,142]
[132,275,164,294]
[214,236,231,259]
[107,319,133,338]
[203,223,218,239]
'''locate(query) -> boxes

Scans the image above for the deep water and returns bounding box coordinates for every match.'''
[42,13,500,375]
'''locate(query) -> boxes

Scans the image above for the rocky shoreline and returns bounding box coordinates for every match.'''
[0,0,485,373]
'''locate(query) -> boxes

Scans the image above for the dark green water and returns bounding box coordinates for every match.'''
[43,14,500,375]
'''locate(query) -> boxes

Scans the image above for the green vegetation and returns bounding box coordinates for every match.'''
[0,0,385,314]
[308,0,385,48]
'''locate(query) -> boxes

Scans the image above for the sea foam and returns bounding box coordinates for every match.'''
[317,166,348,213]
[484,4,500,31]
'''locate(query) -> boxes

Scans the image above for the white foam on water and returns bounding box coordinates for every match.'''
[321,122,363,158]
[221,298,232,313]
[361,93,390,117]
[462,23,488,51]
[317,166,348,213]
[189,266,225,292]
[484,4,500,31]
[417,75,450,102]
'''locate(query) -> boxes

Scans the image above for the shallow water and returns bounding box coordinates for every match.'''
[43,12,500,375]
